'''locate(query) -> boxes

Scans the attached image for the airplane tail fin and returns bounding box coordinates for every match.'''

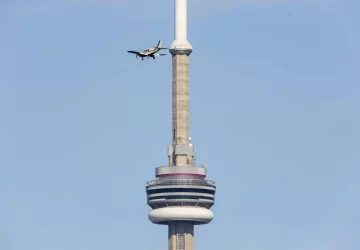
[157,40,162,48]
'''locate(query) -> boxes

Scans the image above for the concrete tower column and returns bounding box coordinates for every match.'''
[146,0,216,250]
[172,54,191,166]
[168,222,194,250]
[169,0,193,168]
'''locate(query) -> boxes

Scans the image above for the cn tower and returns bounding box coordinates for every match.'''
[145,0,216,249]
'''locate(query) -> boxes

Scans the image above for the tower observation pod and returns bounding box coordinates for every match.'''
[146,0,216,250]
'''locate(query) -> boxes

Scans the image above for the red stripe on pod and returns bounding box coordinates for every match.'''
[156,173,205,178]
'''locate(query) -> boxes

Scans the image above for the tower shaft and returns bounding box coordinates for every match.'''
[146,1,216,250]
[172,54,191,166]
[168,222,194,250]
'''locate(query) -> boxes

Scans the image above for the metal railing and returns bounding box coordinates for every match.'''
[146,178,215,187]
[157,164,207,169]
[148,201,214,210]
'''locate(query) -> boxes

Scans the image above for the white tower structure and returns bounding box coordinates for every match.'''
[146,1,216,250]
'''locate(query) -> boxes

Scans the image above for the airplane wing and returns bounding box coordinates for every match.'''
[127,51,141,55]
[154,53,167,57]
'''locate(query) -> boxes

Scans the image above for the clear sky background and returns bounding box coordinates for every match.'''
[1,0,359,249]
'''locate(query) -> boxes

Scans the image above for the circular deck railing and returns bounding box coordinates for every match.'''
[146,179,215,188]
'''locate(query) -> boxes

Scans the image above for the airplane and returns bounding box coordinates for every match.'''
[127,40,167,60]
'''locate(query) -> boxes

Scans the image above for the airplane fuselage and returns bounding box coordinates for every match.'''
[138,47,161,57]
[127,40,166,60]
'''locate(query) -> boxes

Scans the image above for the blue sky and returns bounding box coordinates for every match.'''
[1,0,359,249]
